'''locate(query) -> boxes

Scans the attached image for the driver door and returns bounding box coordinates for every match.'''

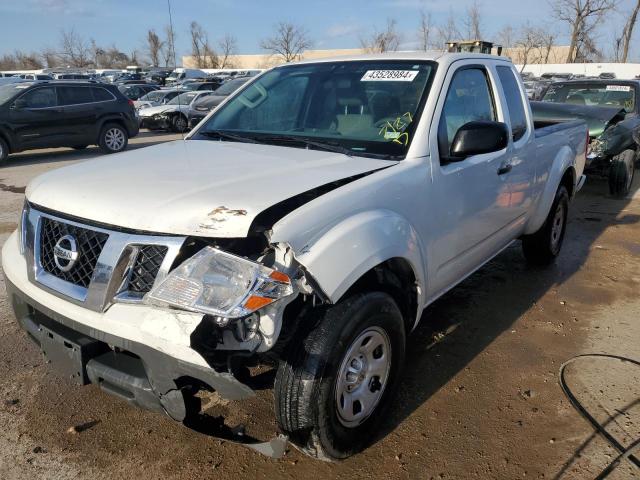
[9,86,62,149]
[428,63,516,295]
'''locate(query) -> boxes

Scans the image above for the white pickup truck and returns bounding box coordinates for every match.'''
[2,53,587,460]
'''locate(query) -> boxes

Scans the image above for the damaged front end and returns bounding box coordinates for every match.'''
[588,119,640,165]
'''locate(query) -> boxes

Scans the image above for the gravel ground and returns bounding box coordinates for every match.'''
[0,137,638,479]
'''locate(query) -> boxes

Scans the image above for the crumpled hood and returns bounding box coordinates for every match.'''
[139,104,187,117]
[26,140,394,237]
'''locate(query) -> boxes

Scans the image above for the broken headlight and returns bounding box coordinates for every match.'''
[145,247,293,318]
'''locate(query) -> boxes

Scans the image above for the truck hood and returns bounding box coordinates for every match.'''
[26,140,394,238]
[530,101,626,138]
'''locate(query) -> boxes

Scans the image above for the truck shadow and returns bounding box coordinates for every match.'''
[374,174,640,467]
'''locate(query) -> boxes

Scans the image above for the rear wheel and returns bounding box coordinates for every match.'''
[274,292,406,460]
[608,149,635,197]
[0,137,8,164]
[98,123,128,154]
[522,185,569,265]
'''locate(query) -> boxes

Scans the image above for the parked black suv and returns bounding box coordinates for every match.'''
[0,81,139,163]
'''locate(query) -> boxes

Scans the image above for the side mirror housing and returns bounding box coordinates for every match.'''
[449,121,509,160]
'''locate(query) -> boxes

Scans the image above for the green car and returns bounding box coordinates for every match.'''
[532,79,639,196]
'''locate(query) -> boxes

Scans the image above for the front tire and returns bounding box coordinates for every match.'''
[522,185,569,265]
[274,292,406,460]
[609,149,635,197]
[172,114,188,133]
[98,123,128,154]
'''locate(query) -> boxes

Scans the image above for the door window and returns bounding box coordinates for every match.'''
[20,87,57,108]
[57,86,94,106]
[496,66,527,141]
[438,68,496,159]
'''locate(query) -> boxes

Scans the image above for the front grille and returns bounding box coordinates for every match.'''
[127,245,168,294]
[40,217,108,288]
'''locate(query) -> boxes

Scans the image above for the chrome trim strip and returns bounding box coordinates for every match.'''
[25,207,185,312]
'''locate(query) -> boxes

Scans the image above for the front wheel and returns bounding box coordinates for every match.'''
[274,292,406,460]
[98,124,128,154]
[522,185,569,265]
[172,114,188,133]
[0,137,8,164]
[609,149,635,197]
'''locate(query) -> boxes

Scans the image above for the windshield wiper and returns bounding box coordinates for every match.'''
[198,130,262,144]
[258,134,355,157]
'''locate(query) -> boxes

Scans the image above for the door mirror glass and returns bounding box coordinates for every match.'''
[449,121,508,160]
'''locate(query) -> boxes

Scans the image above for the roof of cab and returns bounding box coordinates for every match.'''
[289,51,513,66]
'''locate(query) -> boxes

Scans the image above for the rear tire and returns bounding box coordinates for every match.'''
[608,149,635,197]
[274,292,406,460]
[522,185,569,266]
[98,123,128,154]
[0,137,8,164]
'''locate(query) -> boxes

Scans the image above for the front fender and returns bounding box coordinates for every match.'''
[290,209,427,307]
[524,146,575,235]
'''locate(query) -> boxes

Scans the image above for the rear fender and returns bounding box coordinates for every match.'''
[524,146,575,235]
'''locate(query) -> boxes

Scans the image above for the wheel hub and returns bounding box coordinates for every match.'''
[335,327,391,427]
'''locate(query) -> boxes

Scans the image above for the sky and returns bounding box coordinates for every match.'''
[0,0,637,62]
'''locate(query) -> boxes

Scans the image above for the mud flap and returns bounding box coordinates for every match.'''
[183,414,288,459]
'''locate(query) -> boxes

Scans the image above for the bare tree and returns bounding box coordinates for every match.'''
[463,0,483,40]
[496,25,515,49]
[551,0,617,63]
[261,22,312,62]
[537,26,557,63]
[189,21,217,68]
[620,0,640,62]
[218,34,238,68]
[41,48,59,68]
[59,28,92,67]
[360,19,401,53]
[515,25,542,72]
[146,29,164,67]
[417,10,434,50]
[0,51,43,70]
[437,10,461,46]
[162,24,177,67]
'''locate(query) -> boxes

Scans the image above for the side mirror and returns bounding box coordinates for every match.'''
[449,121,509,160]
[12,98,27,110]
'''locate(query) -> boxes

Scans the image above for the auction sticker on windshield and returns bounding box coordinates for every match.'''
[361,70,419,82]
[606,85,631,92]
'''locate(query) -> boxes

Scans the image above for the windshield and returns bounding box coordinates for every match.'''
[0,83,29,104]
[542,83,636,111]
[196,60,436,158]
[214,78,249,95]
[167,91,202,105]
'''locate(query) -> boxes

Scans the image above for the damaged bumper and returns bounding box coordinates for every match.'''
[5,277,255,419]
[139,114,172,130]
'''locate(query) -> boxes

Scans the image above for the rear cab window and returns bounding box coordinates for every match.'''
[496,66,528,141]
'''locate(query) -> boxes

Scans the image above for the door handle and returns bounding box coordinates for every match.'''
[497,164,512,175]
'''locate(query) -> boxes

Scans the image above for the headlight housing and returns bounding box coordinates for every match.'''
[146,247,293,319]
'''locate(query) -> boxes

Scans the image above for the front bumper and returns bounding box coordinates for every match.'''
[1,232,254,420]
[139,115,171,130]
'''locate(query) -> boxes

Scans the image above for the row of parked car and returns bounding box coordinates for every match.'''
[0,70,254,163]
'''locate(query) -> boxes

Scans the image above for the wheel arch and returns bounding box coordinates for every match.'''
[524,147,577,236]
[292,209,427,331]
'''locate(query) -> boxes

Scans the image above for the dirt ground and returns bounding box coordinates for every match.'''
[0,138,638,479]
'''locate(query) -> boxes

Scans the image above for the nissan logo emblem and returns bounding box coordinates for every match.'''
[53,234,79,272]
